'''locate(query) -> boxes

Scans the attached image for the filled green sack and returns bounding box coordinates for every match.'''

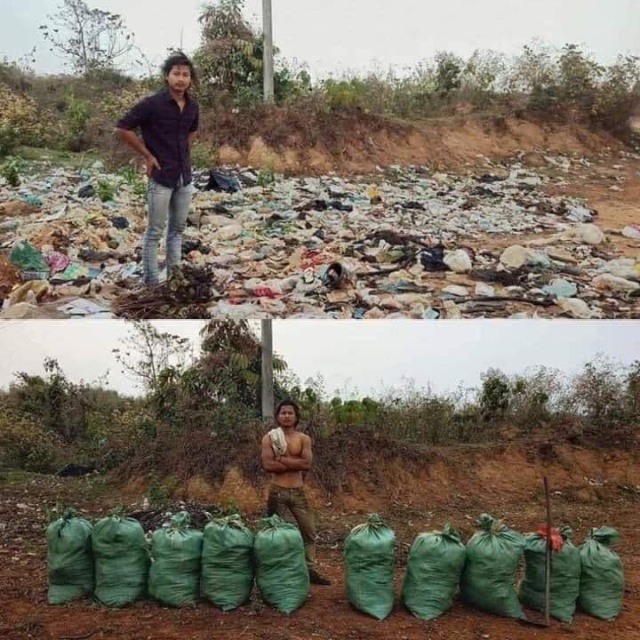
[254,515,309,614]
[47,508,94,604]
[578,526,624,621]
[460,513,525,619]
[402,524,466,620]
[148,512,203,607]
[202,513,254,610]
[519,526,581,623]
[92,513,149,607]
[344,514,396,621]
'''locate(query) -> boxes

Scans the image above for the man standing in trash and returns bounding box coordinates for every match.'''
[114,52,199,287]
[261,400,332,585]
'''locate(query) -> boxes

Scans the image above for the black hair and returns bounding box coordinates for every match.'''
[275,399,300,426]
[162,52,198,88]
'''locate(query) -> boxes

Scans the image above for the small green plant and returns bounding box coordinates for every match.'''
[0,156,24,186]
[220,498,241,516]
[147,472,171,507]
[257,158,276,186]
[118,165,147,202]
[0,125,19,158]
[97,179,116,202]
[65,93,91,151]
[190,140,219,169]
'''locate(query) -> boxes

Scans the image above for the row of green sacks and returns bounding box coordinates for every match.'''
[354,513,624,623]
[48,510,306,613]
[48,509,624,623]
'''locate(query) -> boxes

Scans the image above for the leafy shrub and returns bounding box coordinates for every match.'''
[98,86,154,123]
[190,139,219,169]
[256,158,276,186]
[64,93,92,151]
[0,411,61,473]
[0,83,40,156]
[0,156,26,186]
[590,55,640,133]
[97,179,116,201]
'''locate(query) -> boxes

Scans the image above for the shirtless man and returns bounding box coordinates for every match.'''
[261,399,331,585]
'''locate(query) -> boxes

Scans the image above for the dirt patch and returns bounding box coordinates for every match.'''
[217,144,243,165]
[543,166,640,259]
[0,200,41,218]
[0,254,21,298]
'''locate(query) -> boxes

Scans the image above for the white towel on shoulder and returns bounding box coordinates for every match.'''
[268,427,288,456]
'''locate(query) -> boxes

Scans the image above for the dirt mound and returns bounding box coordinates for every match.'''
[119,433,640,516]
[212,108,624,175]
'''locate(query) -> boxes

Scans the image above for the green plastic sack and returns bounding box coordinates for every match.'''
[460,514,525,619]
[9,239,49,272]
[46,508,94,604]
[344,514,396,620]
[578,527,624,621]
[402,524,466,620]
[254,515,309,614]
[202,513,254,611]
[519,526,581,622]
[148,512,203,607]
[92,513,149,607]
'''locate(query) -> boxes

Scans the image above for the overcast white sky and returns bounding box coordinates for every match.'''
[0,320,638,398]
[2,0,638,77]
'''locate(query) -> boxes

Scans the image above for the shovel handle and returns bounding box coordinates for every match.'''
[544,476,552,626]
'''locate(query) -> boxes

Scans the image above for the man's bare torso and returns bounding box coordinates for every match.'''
[270,431,309,488]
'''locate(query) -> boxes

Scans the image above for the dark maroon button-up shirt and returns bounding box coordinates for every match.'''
[116,87,199,188]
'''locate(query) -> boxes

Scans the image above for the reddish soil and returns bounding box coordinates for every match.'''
[212,110,626,175]
[1,442,639,640]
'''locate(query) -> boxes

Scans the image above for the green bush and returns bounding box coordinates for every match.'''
[64,94,91,151]
[322,78,369,112]
[0,411,61,473]
[591,55,640,133]
[0,83,40,156]
[0,156,26,186]
[190,139,219,169]
[97,179,116,202]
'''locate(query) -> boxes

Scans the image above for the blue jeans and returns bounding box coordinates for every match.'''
[143,176,192,286]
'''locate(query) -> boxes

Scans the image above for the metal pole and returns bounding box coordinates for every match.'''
[262,0,274,103]
[261,320,274,422]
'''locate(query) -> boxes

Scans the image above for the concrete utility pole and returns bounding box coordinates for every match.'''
[261,320,274,422]
[262,0,275,103]
[261,2,274,421]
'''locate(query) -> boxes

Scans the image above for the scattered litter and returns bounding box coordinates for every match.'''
[557,298,594,319]
[56,299,113,318]
[0,157,637,318]
[542,278,578,298]
[444,249,472,273]
[622,225,640,240]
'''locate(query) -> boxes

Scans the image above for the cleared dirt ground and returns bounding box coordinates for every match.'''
[1,442,638,640]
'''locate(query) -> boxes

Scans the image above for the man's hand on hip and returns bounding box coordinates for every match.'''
[145,155,161,177]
